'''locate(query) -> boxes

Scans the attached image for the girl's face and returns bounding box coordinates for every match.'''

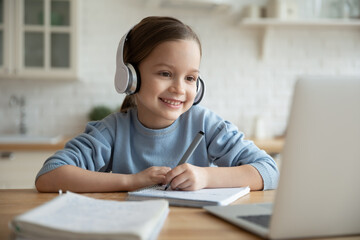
[135,39,201,129]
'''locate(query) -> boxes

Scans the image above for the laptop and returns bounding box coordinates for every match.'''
[204,77,360,239]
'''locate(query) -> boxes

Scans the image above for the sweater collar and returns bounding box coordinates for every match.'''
[131,109,180,137]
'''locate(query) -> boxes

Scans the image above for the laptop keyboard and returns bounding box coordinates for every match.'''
[237,215,271,228]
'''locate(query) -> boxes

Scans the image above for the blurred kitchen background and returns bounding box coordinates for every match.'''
[0,0,359,188]
[1,0,360,138]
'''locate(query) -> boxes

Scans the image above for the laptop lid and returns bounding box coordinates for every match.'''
[204,77,360,239]
[269,77,360,239]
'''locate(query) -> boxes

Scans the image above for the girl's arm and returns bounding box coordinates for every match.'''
[36,115,172,193]
[36,165,171,193]
[204,164,263,190]
[165,163,263,191]
[164,109,278,191]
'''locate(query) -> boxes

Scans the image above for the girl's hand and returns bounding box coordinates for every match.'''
[133,166,171,190]
[165,163,208,191]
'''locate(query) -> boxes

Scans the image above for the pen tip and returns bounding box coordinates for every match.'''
[199,131,204,135]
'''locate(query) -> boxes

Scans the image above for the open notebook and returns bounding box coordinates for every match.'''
[127,185,250,207]
[10,192,169,240]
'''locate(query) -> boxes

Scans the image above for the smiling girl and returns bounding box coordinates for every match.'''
[35,16,279,193]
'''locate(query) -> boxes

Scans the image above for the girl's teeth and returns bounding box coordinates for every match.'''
[163,99,181,105]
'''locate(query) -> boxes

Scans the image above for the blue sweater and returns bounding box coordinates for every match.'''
[36,105,279,190]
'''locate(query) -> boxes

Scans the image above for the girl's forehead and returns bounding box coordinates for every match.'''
[156,39,200,49]
[148,39,201,61]
[141,40,201,71]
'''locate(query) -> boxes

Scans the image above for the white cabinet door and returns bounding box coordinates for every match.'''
[0,151,54,189]
[0,0,77,80]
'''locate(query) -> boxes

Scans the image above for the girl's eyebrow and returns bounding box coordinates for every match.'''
[154,63,199,73]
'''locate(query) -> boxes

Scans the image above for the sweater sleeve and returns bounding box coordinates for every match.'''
[207,120,279,190]
[35,116,115,181]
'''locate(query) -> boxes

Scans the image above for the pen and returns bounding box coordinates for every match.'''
[164,131,205,191]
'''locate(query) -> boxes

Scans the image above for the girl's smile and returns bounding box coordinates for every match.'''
[160,98,184,108]
[135,39,201,129]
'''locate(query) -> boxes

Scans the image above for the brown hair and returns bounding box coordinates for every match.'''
[119,16,202,113]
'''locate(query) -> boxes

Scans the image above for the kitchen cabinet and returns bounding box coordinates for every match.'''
[0,136,69,189]
[0,151,54,189]
[0,0,77,80]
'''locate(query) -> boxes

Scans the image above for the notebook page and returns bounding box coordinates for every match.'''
[129,185,250,204]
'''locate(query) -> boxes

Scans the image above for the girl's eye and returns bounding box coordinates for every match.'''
[186,76,196,82]
[159,71,171,78]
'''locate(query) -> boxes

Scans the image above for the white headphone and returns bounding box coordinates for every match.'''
[114,29,205,105]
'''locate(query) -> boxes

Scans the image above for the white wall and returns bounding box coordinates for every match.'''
[1,0,359,138]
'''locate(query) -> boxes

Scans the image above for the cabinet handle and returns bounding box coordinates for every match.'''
[0,152,14,160]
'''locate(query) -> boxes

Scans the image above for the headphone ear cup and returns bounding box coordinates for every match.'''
[126,63,141,95]
[193,77,205,105]
[114,29,141,95]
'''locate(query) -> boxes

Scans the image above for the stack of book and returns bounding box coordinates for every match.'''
[10,192,169,240]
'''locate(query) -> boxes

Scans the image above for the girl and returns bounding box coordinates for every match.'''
[35,16,278,193]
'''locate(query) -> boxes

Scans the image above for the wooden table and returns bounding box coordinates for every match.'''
[0,189,359,240]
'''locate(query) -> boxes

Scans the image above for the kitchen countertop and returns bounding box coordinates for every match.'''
[0,136,285,154]
[0,136,72,151]
[250,136,285,155]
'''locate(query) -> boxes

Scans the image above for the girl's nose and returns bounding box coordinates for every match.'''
[169,78,185,95]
